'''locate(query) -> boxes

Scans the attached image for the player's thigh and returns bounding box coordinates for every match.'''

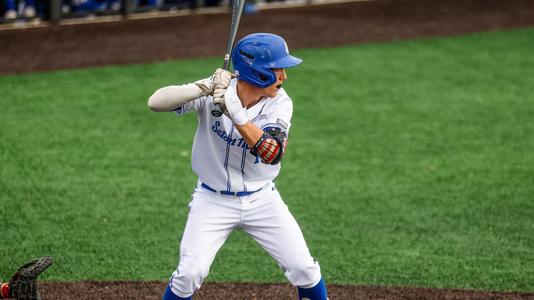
[242,191,315,269]
[180,191,239,256]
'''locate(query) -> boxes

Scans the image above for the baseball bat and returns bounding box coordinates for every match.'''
[212,0,246,116]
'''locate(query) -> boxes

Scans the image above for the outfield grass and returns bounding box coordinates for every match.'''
[1,27,534,291]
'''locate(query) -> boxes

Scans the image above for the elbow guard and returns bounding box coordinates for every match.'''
[250,127,288,165]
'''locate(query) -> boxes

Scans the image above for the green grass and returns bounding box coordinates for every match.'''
[1,27,534,292]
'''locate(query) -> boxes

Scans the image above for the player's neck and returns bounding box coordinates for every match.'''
[236,80,264,109]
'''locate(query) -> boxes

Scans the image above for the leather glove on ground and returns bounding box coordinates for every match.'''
[6,256,53,300]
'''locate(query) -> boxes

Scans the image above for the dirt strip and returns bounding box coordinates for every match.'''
[1,0,534,75]
[39,281,534,300]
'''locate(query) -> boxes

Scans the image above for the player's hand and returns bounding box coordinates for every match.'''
[195,68,234,96]
[211,68,234,88]
[212,86,227,113]
[213,85,248,126]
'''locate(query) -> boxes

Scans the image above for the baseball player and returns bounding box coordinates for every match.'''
[148,33,328,300]
[0,256,53,300]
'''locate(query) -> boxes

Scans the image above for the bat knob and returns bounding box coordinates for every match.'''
[211,103,224,117]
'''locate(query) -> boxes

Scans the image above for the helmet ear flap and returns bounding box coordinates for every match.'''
[234,48,273,87]
[258,72,268,81]
[252,68,277,87]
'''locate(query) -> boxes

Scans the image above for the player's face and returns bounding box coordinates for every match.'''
[261,68,287,98]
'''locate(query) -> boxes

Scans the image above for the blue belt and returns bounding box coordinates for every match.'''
[201,182,262,197]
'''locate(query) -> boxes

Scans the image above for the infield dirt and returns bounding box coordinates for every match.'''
[39,281,534,299]
[4,0,534,298]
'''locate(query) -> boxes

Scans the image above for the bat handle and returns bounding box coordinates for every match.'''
[212,102,225,117]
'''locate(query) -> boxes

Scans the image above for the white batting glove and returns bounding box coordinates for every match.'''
[213,85,248,126]
[212,68,234,87]
[194,68,234,96]
[213,87,227,112]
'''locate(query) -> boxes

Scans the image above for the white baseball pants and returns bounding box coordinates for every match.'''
[168,186,322,298]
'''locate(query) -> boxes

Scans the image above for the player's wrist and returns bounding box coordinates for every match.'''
[234,120,249,128]
[232,110,249,126]
[194,77,215,96]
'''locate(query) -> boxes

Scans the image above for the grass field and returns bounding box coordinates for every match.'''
[1,27,534,292]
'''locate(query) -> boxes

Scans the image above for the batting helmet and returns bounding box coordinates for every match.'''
[231,33,303,88]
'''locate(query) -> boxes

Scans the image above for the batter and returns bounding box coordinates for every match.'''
[148,33,328,300]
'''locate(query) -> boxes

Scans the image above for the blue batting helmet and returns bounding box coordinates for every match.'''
[231,33,303,88]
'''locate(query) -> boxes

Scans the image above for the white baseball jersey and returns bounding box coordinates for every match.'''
[174,79,292,193]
